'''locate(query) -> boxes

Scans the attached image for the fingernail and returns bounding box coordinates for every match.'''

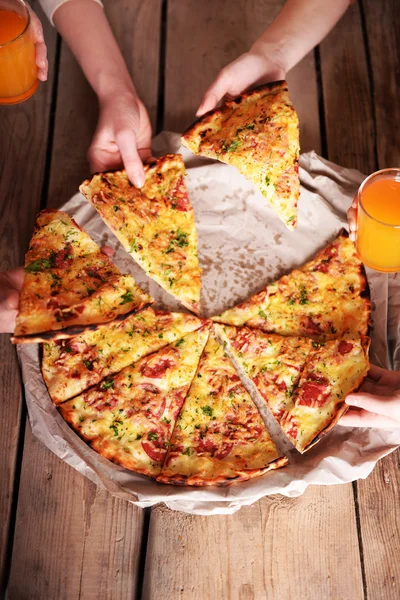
[135,176,145,188]
[348,396,358,407]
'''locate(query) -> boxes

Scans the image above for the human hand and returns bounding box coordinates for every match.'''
[0,246,115,334]
[28,6,48,82]
[347,195,357,242]
[340,364,400,429]
[88,92,153,188]
[197,45,286,117]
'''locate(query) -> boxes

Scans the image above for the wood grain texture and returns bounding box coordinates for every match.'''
[143,485,364,600]
[319,1,375,172]
[0,0,56,590]
[47,0,161,207]
[164,0,320,152]
[8,1,161,596]
[352,3,400,598]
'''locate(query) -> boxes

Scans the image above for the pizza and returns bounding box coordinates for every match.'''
[13,210,151,342]
[213,231,371,340]
[79,154,202,313]
[42,307,207,405]
[157,331,287,486]
[215,324,370,452]
[59,328,210,477]
[181,81,300,229]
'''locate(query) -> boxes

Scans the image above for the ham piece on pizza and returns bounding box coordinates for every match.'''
[79,154,202,314]
[59,328,210,477]
[213,231,371,341]
[43,307,208,405]
[13,209,151,342]
[158,331,287,486]
[216,324,370,453]
[181,81,300,229]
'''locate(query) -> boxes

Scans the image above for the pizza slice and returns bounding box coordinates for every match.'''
[58,328,210,478]
[79,154,201,314]
[213,231,371,341]
[158,331,287,486]
[13,209,151,341]
[42,307,208,404]
[181,81,300,229]
[216,324,370,452]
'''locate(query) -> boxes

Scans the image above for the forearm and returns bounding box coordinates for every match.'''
[253,0,352,72]
[53,0,136,100]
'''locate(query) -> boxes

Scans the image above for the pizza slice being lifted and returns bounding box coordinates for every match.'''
[216,324,370,452]
[79,154,202,314]
[181,81,300,229]
[158,331,287,486]
[59,328,210,478]
[43,307,208,404]
[213,231,371,341]
[13,210,151,342]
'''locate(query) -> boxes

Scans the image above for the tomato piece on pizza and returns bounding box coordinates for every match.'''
[13,209,152,342]
[43,307,208,404]
[158,331,287,486]
[213,231,371,341]
[181,81,300,229]
[282,337,370,452]
[79,154,201,314]
[58,328,210,478]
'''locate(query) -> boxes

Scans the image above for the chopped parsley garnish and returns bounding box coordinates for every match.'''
[148,432,158,441]
[83,359,94,371]
[129,239,138,253]
[161,416,171,424]
[202,405,213,417]
[258,308,267,319]
[136,434,142,440]
[25,258,53,273]
[120,290,134,305]
[226,139,241,152]
[109,424,119,436]
[175,338,184,347]
[299,286,309,305]
[101,379,114,390]
[288,297,295,305]
[182,447,192,456]
[166,230,189,254]
[113,205,119,212]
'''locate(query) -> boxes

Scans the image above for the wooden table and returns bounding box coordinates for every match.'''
[1,1,399,598]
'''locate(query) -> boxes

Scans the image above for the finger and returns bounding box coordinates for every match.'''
[29,8,44,43]
[88,143,120,174]
[197,71,230,116]
[100,245,115,257]
[367,363,389,381]
[35,42,48,81]
[0,306,18,334]
[138,146,154,164]
[2,289,19,310]
[346,392,400,419]
[116,129,145,188]
[6,267,25,290]
[340,408,400,429]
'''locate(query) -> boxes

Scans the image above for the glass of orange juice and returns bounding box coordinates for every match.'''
[0,0,38,104]
[356,169,400,272]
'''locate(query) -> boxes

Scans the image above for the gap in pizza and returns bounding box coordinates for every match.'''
[212,230,371,341]
[59,327,211,478]
[215,323,370,453]
[181,81,300,230]
[13,209,152,343]
[79,154,202,315]
[158,330,288,485]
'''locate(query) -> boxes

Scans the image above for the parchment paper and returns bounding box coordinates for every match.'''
[17,132,400,515]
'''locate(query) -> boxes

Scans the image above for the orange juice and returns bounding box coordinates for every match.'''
[0,3,38,104]
[356,171,400,272]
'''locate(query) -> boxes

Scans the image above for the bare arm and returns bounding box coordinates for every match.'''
[198,0,352,115]
[53,0,151,186]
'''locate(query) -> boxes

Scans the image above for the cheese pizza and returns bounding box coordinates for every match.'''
[158,331,287,486]
[181,81,300,229]
[216,324,370,452]
[42,307,207,404]
[79,154,201,313]
[59,328,210,477]
[213,231,371,340]
[13,210,152,341]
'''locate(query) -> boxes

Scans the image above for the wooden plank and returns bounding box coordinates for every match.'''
[0,0,57,590]
[8,1,161,597]
[164,0,320,153]
[143,485,364,600]
[349,2,400,598]
[143,3,364,598]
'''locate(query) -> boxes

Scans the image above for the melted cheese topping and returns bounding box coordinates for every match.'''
[42,307,206,404]
[79,154,201,313]
[14,210,151,337]
[213,233,370,341]
[59,329,209,477]
[216,324,369,452]
[182,82,300,229]
[158,332,281,485]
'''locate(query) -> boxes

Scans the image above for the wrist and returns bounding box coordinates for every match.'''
[250,38,289,75]
[96,76,138,105]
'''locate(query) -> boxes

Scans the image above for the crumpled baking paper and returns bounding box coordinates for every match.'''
[17,132,400,515]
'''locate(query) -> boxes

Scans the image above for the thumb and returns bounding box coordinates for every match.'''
[340,408,400,429]
[116,129,145,188]
[197,71,231,116]
[346,392,400,419]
